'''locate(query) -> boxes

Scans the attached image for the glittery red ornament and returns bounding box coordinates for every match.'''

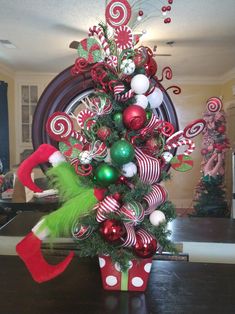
[201,148,208,155]
[217,125,226,133]
[144,137,160,156]
[97,126,111,141]
[99,219,126,243]
[145,57,158,77]
[133,234,157,258]
[123,105,147,130]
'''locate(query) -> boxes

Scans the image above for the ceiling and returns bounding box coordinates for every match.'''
[0,0,235,78]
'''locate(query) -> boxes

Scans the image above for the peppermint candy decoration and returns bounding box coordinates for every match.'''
[89,26,110,56]
[135,147,161,184]
[183,119,206,139]
[206,97,222,112]
[105,0,131,28]
[96,196,120,223]
[77,38,102,64]
[119,201,144,225]
[59,138,83,159]
[114,25,133,49]
[143,184,168,215]
[77,109,96,130]
[46,112,73,141]
[90,140,108,161]
[170,154,194,172]
[107,55,118,67]
[165,139,195,155]
[72,222,93,240]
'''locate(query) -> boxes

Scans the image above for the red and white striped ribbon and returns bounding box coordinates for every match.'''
[140,114,160,137]
[143,184,168,215]
[135,147,161,184]
[96,196,120,222]
[136,228,155,244]
[89,26,110,56]
[122,223,137,247]
[115,89,134,102]
[113,83,125,95]
[165,139,195,155]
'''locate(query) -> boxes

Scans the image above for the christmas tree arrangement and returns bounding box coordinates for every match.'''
[192,97,230,217]
[16,0,205,291]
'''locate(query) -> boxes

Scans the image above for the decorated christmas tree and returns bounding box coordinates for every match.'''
[192,97,230,217]
[15,0,205,291]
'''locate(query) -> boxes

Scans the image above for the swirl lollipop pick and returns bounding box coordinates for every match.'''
[183,119,206,139]
[46,112,73,141]
[206,97,222,113]
[105,0,131,28]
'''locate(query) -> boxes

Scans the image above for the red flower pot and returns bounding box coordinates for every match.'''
[98,255,152,291]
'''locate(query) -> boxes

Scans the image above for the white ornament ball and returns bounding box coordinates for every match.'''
[120,59,136,75]
[149,210,166,226]
[79,151,92,164]
[121,162,137,178]
[135,94,149,109]
[131,74,150,95]
[147,88,163,108]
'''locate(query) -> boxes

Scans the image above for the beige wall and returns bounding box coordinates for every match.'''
[1,67,235,208]
[164,83,221,208]
[0,71,15,168]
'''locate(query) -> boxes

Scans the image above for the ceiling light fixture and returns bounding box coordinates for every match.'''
[0,39,16,49]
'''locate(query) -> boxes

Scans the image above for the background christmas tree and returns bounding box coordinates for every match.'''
[192,97,230,217]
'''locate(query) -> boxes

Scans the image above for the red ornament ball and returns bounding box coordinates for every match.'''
[97,126,111,141]
[217,125,226,133]
[133,234,157,258]
[144,137,160,156]
[138,10,144,16]
[145,57,158,77]
[201,148,208,155]
[112,192,122,202]
[99,219,126,243]
[123,105,147,130]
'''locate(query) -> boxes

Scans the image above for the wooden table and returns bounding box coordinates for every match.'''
[0,255,235,314]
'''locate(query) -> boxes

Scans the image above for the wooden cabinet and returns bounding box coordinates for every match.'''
[14,74,56,164]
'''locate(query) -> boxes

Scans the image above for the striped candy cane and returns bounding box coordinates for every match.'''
[89,26,110,56]
[165,139,195,155]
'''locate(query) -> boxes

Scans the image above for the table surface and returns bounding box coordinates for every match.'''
[0,256,235,314]
[1,211,235,244]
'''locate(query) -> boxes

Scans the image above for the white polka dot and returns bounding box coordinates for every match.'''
[106,275,118,286]
[128,261,133,269]
[114,262,121,272]
[144,263,152,273]
[99,257,106,268]
[132,277,144,287]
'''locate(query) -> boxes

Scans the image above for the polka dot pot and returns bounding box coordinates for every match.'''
[98,255,152,291]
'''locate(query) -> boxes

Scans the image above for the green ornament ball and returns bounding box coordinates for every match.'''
[110,140,135,166]
[113,112,123,126]
[94,164,119,187]
[146,111,152,121]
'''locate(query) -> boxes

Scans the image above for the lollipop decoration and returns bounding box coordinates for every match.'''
[46,112,73,141]
[105,0,131,28]
[206,97,222,113]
